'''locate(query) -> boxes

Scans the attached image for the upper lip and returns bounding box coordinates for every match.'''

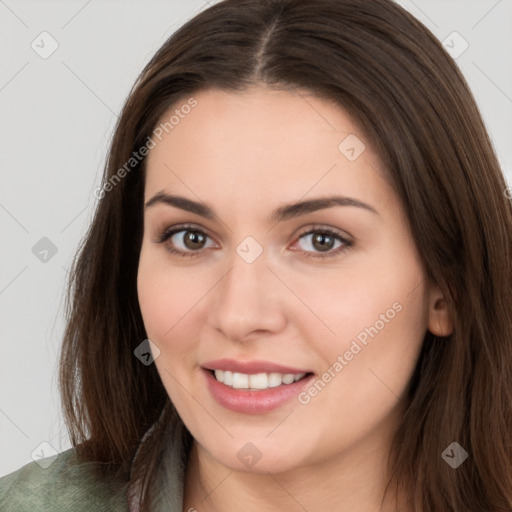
[202,358,312,375]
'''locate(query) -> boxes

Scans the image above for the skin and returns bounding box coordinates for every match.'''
[137,86,453,512]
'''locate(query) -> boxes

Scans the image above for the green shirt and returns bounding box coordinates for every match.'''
[0,421,188,511]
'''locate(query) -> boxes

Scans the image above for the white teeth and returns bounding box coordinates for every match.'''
[282,374,295,385]
[249,373,268,389]
[232,372,249,389]
[213,370,307,390]
[268,372,283,388]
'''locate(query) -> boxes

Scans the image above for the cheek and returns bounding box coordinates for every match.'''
[312,269,427,408]
[136,252,211,428]
[137,249,215,359]
[286,255,425,343]
[289,248,428,388]
[137,263,171,341]
[137,250,187,343]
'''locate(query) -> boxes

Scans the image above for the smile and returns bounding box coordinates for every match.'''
[212,370,307,390]
[201,359,315,414]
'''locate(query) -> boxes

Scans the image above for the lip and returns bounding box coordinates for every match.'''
[202,367,315,414]
[202,358,312,375]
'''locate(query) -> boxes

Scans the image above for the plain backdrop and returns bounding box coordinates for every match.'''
[1,0,511,476]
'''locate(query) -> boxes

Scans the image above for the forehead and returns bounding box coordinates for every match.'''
[144,86,388,211]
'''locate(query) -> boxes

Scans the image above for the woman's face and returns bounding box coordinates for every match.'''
[137,86,447,474]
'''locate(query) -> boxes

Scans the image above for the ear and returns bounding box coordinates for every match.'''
[427,283,454,337]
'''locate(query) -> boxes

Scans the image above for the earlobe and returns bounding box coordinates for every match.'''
[427,286,454,337]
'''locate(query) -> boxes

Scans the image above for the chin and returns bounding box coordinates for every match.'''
[201,436,311,475]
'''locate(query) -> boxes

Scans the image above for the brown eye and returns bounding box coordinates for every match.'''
[311,233,336,252]
[181,230,207,250]
[157,226,216,257]
[294,228,353,258]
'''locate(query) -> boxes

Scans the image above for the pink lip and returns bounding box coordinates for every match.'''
[202,358,311,375]
[201,367,315,415]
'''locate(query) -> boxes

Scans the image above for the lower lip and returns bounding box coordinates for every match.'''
[203,368,315,414]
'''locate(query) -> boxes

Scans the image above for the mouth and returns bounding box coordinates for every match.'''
[201,359,315,414]
[208,368,312,390]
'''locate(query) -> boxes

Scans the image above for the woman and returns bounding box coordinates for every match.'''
[1,0,511,510]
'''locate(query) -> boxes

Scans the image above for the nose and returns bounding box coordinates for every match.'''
[207,250,288,343]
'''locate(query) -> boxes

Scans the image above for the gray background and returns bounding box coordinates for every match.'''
[1,0,511,476]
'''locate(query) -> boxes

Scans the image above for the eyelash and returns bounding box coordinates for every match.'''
[155,223,354,259]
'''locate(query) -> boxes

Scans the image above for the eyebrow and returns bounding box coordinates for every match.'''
[144,191,379,222]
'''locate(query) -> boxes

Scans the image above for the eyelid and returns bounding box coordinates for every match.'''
[155,222,352,242]
[293,224,353,243]
[289,224,353,258]
[155,222,354,258]
[155,222,216,244]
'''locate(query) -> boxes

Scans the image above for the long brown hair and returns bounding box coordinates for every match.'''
[58,0,512,510]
